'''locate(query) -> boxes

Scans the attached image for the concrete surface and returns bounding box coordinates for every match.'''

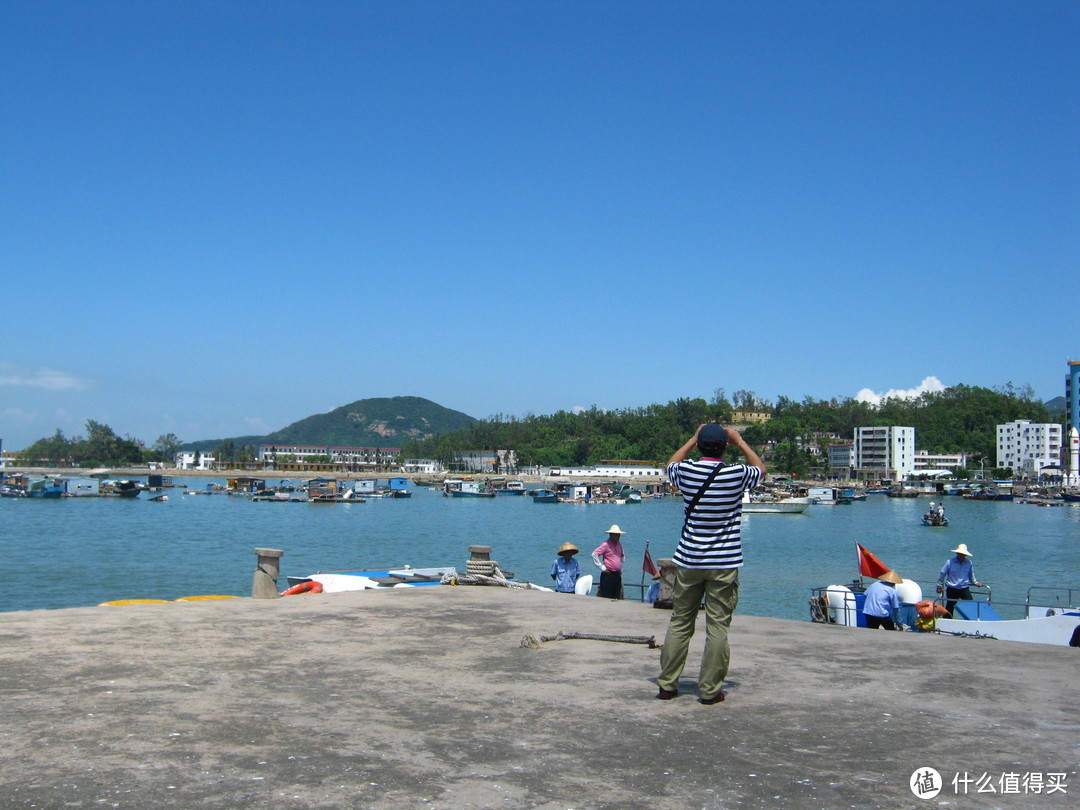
[0,586,1076,808]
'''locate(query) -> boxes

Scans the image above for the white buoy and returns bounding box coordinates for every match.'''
[825,585,857,627]
[896,578,923,604]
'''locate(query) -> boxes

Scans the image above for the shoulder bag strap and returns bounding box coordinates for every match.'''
[682,461,726,530]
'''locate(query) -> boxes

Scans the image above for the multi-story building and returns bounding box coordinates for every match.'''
[913,449,968,472]
[256,445,401,471]
[1067,361,1080,482]
[1068,361,1080,437]
[176,451,217,470]
[828,442,854,476]
[852,426,915,481]
[996,420,1062,476]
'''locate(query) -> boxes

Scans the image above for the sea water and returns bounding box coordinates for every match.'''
[2,482,1078,620]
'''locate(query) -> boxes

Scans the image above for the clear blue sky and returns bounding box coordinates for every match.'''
[2,1,1078,450]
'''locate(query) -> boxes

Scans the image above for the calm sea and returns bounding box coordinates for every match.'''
[2,481,1078,620]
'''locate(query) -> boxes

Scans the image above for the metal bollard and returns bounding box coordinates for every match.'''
[253,547,284,598]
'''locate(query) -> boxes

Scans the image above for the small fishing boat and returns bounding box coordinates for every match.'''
[810,544,1080,646]
[492,480,527,495]
[531,489,558,503]
[921,503,949,526]
[447,480,496,498]
[100,479,146,498]
[742,491,812,514]
[283,566,458,593]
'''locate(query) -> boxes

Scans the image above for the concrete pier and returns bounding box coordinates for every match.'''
[0,587,1075,808]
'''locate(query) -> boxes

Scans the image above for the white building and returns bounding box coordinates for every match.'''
[913,449,968,471]
[400,458,444,474]
[853,426,915,481]
[553,463,664,478]
[176,451,217,471]
[996,420,1062,476]
[256,445,401,468]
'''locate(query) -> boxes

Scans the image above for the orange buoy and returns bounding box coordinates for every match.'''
[915,600,950,618]
[280,580,323,596]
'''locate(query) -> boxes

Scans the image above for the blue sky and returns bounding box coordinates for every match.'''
[2,1,1078,450]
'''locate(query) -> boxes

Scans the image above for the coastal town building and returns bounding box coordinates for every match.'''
[176,451,217,471]
[996,420,1062,477]
[852,426,915,481]
[1067,361,1080,484]
[732,409,771,424]
[913,449,968,472]
[552,462,664,478]
[828,442,854,476]
[455,449,518,474]
[400,458,444,474]
[255,445,401,472]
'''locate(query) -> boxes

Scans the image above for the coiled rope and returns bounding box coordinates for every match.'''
[520,632,661,649]
[441,570,548,591]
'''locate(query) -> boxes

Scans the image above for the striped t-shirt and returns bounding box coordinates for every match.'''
[667,459,762,569]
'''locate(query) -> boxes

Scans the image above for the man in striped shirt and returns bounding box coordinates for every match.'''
[656,423,765,704]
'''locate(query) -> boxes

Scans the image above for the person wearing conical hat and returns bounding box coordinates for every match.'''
[550,542,581,594]
[937,543,982,617]
[591,525,626,599]
[862,570,904,630]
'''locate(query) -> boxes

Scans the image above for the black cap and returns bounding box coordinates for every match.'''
[697,423,729,455]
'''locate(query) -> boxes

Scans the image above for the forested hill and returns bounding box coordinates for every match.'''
[398,384,1054,474]
[184,396,477,452]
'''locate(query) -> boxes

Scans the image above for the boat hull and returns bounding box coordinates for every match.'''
[743,497,812,514]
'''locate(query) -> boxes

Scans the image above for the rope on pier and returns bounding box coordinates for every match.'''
[441,569,548,591]
[520,631,661,649]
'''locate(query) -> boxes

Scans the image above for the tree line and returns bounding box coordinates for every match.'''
[398,384,1054,476]
[13,424,258,469]
[14,383,1055,474]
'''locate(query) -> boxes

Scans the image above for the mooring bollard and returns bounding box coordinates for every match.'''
[253,547,284,598]
[466,544,497,576]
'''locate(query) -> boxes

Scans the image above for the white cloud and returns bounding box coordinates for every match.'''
[245,416,271,432]
[855,376,946,407]
[571,405,587,414]
[0,362,91,391]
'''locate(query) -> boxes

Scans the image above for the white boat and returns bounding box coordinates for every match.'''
[812,575,1080,647]
[283,566,458,593]
[932,586,1080,646]
[742,491,812,514]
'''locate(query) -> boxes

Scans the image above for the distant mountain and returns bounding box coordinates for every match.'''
[184,396,477,452]
[1044,395,1065,411]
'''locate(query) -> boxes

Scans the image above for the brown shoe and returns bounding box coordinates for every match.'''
[699,691,725,705]
[656,688,679,700]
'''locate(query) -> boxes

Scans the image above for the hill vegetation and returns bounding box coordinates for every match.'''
[399,384,1053,477]
[13,385,1055,475]
[182,396,477,453]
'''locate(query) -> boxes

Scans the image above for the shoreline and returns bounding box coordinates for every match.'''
[2,465,846,488]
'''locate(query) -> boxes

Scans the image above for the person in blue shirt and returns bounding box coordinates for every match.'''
[550,542,581,593]
[862,570,904,630]
[936,543,982,617]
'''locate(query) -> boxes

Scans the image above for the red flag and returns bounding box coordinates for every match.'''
[857,543,890,578]
[643,548,658,577]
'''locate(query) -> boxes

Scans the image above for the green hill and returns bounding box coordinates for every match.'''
[184,396,477,452]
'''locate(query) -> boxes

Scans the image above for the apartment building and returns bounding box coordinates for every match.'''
[852,426,915,480]
[996,420,1062,475]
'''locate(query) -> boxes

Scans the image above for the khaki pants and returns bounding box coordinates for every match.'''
[657,567,739,698]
